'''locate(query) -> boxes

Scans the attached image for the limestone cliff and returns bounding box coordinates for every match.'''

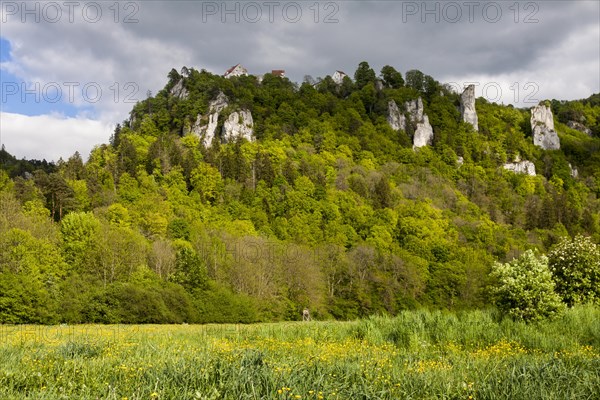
[531,104,560,150]
[460,85,478,131]
[192,92,229,146]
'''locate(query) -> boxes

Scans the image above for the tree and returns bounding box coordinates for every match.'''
[405,69,425,92]
[190,162,223,204]
[149,239,176,280]
[354,61,376,90]
[490,250,564,321]
[60,212,101,272]
[404,69,438,99]
[548,236,600,306]
[0,228,66,323]
[380,65,404,89]
[35,171,75,221]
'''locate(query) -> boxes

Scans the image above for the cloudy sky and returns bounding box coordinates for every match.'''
[1,0,599,162]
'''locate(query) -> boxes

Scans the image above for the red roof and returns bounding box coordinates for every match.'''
[225,64,241,76]
[271,70,285,77]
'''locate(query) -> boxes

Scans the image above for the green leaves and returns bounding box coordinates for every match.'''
[491,250,564,322]
[548,235,600,306]
[190,162,223,204]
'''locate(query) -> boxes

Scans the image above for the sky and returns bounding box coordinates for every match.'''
[1,0,599,162]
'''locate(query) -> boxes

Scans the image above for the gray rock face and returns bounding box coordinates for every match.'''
[386,97,433,148]
[387,97,433,149]
[460,84,478,131]
[406,98,424,124]
[170,79,188,99]
[413,115,434,149]
[407,98,433,149]
[192,92,229,146]
[223,110,254,142]
[503,160,536,176]
[567,121,592,136]
[531,105,560,150]
[387,101,406,131]
[569,163,578,178]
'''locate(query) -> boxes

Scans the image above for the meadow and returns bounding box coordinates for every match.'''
[0,307,598,400]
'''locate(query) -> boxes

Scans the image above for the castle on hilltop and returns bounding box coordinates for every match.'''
[223,63,286,80]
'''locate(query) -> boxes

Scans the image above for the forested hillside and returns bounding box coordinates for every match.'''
[1,63,599,324]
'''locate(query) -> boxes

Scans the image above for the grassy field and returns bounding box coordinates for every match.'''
[0,307,598,399]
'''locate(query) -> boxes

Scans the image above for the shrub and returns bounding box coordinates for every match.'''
[548,235,600,306]
[490,250,564,321]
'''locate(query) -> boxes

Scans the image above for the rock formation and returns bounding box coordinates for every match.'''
[406,98,424,124]
[460,85,478,131]
[569,163,578,178]
[413,115,434,149]
[170,79,188,99]
[503,159,536,176]
[192,92,229,146]
[567,121,592,136]
[407,98,433,149]
[386,97,433,149]
[223,110,254,142]
[531,104,560,150]
[387,101,406,131]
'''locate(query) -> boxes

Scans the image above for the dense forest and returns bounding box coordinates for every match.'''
[1,63,599,324]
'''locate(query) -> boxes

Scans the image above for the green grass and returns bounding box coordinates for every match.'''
[0,306,599,399]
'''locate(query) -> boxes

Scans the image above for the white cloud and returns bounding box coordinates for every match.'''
[0,112,112,162]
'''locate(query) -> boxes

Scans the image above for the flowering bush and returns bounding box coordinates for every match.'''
[548,236,600,306]
[491,250,564,322]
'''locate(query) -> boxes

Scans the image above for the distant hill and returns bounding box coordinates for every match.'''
[1,62,599,324]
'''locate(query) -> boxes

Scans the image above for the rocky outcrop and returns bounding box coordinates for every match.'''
[223,110,254,142]
[503,160,536,176]
[406,98,424,124]
[386,97,433,148]
[387,101,406,131]
[191,92,254,145]
[460,85,478,131]
[407,98,433,149]
[569,163,578,178]
[170,79,188,99]
[531,105,560,150]
[567,121,592,136]
[413,115,434,148]
[192,92,229,146]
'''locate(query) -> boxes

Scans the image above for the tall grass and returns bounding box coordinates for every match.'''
[0,306,598,399]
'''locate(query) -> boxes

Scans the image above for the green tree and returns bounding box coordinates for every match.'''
[60,212,101,272]
[190,162,223,204]
[548,235,600,306]
[0,228,65,323]
[405,69,425,92]
[490,250,564,321]
[380,65,404,89]
[354,61,376,90]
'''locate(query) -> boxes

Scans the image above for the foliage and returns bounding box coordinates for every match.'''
[1,63,599,323]
[548,235,600,306]
[490,250,564,321]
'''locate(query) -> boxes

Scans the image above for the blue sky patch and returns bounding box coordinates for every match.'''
[1,37,87,117]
